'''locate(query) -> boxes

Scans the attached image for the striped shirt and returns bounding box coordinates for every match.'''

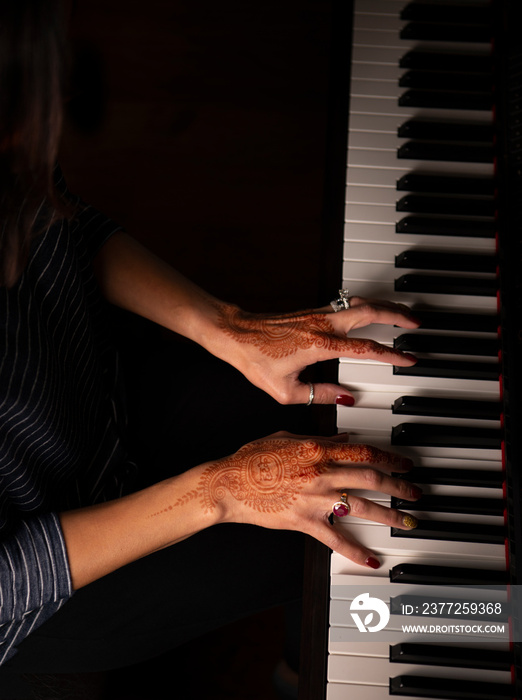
[0,182,134,665]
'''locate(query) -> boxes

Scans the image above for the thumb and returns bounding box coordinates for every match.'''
[298,381,355,406]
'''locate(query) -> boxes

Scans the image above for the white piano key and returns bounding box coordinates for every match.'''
[327,683,429,700]
[347,144,494,174]
[330,551,506,577]
[332,521,504,561]
[343,259,496,283]
[344,166,494,193]
[345,184,403,205]
[354,27,492,56]
[330,573,508,598]
[351,78,403,99]
[348,130,410,151]
[328,654,511,685]
[330,406,500,431]
[346,201,404,223]
[328,633,510,656]
[344,220,496,250]
[343,240,497,264]
[338,358,500,397]
[346,162,493,193]
[350,62,401,82]
[354,3,411,25]
[339,279,498,310]
[348,387,500,408]
[348,111,492,135]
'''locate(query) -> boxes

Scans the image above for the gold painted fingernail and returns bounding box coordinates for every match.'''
[403,514,418,529]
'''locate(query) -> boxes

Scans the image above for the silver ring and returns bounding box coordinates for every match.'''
[306,382,314,406]
[330,289,351,312]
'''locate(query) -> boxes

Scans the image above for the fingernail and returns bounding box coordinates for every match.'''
[365,556,381,569]
[336,395,355,407]
[402,353,418,363]
[411,485,423,500]
[403,514,418,529]
[401,457,414,470]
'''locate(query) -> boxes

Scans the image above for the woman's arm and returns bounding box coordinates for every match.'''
[59,462,218,590]
[59,433,420,590]
[93,232,420,406]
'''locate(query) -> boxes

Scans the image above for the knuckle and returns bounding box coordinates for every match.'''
[353,444,381,464]
[347,496,365,518]
[322,528,346,553]
[360,467,383,490]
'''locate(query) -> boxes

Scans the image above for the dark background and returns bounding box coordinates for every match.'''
[58,1,348,697]
[59,0,344,313]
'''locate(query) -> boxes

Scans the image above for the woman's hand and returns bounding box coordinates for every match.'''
[189,432,421,569]
[93,235,418,406]
[60,432,419,588]
[211,296,419,405]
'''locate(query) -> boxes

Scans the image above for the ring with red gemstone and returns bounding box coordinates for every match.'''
[332,492,350,517]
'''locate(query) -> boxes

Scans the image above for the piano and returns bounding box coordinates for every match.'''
[300,0,522,698]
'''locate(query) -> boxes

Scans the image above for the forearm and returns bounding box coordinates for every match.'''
[93,232,228,349]
[59,465,220,591]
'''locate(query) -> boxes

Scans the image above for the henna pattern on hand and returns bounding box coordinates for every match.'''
[150,440,401,519]
[196,439,327,513]
[213,302,352,358]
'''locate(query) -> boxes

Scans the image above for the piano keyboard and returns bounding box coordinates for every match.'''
[328,0,514,698]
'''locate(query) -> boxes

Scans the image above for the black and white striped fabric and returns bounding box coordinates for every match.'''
[0,183,134,665]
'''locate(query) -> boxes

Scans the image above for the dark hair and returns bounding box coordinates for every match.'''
[0,0,71,286]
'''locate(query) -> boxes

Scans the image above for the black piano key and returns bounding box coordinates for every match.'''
[396,216,495,238]
[391,494,504,516]
[412,309,498,333]
[393,359,500,381]
[399,89,492,112]
[398,141,493,164]
[396,195,495,216]
[390,674,512,699]
[390,563,508,586]
[399,71,492,94]
[396,173,495,196]
[391,422,502,449]
[390,643,511,669]
[393,334,499,356]
[400,22,492,44]
[392,396,502,420]
[390,598,509,623]
[395,274,497,297]
[398,119,494,143]
[395,250,497,273]
[391,519,504,545]
[400,2,492,26]
[399,51,492,74]
[395,466,503,488]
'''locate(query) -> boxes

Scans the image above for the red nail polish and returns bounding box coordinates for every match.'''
[336,395,355,407]
[365,557,381,569]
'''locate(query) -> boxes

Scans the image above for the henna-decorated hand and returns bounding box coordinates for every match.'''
[211,297,419,405]
[175,432,421,569]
